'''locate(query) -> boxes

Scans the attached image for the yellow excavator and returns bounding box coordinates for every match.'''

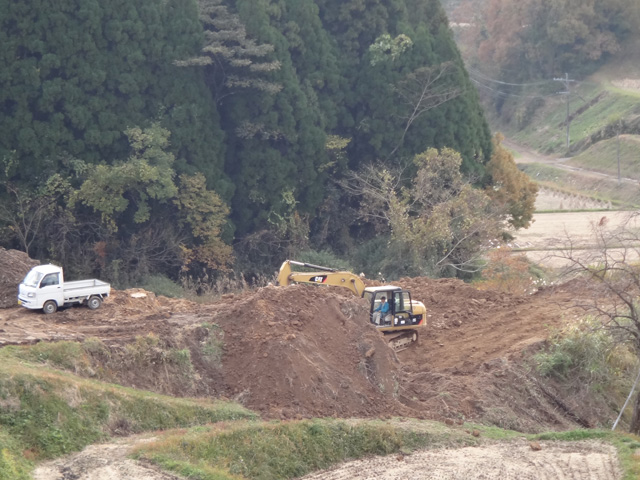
[277,260,426,351]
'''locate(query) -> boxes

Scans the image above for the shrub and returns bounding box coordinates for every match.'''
[295,250,353,271]
[9,342,90,373]
[476,248,544,295]
[534,318,635,386]
[140,274,185,298]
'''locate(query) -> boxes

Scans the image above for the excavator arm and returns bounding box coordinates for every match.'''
[277,260,366,297]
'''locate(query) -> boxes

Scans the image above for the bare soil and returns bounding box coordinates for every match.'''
[31,435,181,480]
[0,247,38,308]
[0,273,594,426]
[0,249,623,478]
[300,440,621,480]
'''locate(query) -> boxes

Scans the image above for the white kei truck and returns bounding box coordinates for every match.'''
[18,264,110,314]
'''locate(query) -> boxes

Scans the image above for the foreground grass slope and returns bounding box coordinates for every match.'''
[0,344,256,479]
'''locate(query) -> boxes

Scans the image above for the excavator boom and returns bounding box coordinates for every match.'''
[277,260,366,297]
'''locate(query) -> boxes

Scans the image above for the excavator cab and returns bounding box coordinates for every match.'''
[365,287,415,327]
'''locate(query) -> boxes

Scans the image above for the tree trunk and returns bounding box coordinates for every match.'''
[630,392,640,434]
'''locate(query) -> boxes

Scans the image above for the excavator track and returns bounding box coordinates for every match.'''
[385,330,419,352]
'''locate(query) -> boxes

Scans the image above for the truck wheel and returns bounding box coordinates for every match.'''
[43,301,57,314]
[87,296,102,310]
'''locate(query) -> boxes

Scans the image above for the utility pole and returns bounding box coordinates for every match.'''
[554,73,577,151]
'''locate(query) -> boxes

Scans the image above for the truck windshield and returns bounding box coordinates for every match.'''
[22,270,44,287]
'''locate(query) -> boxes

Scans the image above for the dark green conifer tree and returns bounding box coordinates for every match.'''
[213,0,329,235]
[313,0,492,173]
[0,0,227,193]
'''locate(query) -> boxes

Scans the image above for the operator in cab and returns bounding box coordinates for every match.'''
[372,296,390,325]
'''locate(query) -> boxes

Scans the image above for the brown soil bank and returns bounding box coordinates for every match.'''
[0,248,604,430]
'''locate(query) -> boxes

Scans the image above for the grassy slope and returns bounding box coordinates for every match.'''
[567,135,640,181]
[494,39,640,207]
[506,85,640,156]
[499,35,640,158]
[0,344,256,479]
[133,421,640,480]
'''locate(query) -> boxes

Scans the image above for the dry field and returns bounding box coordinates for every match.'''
[511,210,640,267]
[301,440,620,480]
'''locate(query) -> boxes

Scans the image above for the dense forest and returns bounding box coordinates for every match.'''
[0,0,536,285]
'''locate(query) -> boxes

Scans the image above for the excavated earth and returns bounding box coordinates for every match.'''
[0,248,594,430]
[0,248,624,478]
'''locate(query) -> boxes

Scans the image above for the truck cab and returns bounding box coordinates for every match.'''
[19,265,65,311]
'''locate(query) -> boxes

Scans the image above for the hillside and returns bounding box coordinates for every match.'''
[2,248,640,478]
[0,276,591,426]
[511,139,640,209]
[485,42,640,209]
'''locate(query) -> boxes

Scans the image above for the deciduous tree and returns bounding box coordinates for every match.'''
[343,148,504,278]
[552,212,640,433]
[77,124,232,277]
[485,134,538,229]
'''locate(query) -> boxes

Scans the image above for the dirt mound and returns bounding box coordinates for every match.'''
[0,270,607,430]
[388,277,592,430]
[211,284,410,419]
[0,248,38,308]
[0,283,412,420]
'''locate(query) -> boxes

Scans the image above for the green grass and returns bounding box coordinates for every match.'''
[0,428,32,480]
[139,274,185,298]
[0,346,256,477]
[503,82,640,156]
[134,419,483,480]
[133,419,640,480]
[568,136,640,180]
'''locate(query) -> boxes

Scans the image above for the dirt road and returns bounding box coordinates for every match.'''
[31,435,181,480]
[505,138,639,185]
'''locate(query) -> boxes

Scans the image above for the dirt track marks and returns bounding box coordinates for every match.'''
[300,440,620,480]
[32,436,180,480]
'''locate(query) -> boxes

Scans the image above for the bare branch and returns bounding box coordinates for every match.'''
[388,62,462,158]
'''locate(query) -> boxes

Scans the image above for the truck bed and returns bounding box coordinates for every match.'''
[64,279,110,290]
[63,279,110,301]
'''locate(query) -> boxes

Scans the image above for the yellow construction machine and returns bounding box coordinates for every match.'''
[277,260,426,351]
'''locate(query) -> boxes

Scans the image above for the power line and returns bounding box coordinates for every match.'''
[466,67,554,87]
[469,77,562,100]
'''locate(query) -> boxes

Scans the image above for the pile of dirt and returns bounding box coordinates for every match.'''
[0,248,38,308]
[210,284,411,419]
[389,277,592,431]
[0,282,413,420]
